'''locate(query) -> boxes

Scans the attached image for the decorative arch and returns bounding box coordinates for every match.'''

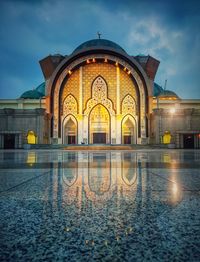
[121,114,137,144]
[84,75,115,116]
[122,94,137,115]
[49,53,150,140]
[62,94,78,116]
[62,114,78,144]
[91,75,108,99]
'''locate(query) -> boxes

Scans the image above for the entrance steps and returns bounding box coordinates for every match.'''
[64,144,134,150]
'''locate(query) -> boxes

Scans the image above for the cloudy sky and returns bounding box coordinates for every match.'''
[0,0,199,99]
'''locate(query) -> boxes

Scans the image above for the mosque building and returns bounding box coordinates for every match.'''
[0,38,200,149]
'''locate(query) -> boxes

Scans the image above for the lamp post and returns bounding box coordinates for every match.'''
[170,108,176,145]
[157,96,162,144]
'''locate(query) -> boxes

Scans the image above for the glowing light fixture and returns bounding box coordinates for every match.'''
[104,58,108,62]
[68,70,72,75]
[86,59,90,64]
[170,108,175,114]
[92,58,96,62]
[124,67,127,71]
[115,62,118,66]
[128,70,131,75]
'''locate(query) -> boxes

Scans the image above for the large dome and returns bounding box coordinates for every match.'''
[73,39,126,54]
[158,90,180,100]
[20,82,45,99]
[36,82,45,96]
[153,83,163,97]
[20,89,44,99]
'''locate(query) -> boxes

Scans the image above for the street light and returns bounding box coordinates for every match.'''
[170,108,176,114]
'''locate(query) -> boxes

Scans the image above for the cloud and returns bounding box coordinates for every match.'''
[0,0,199,99]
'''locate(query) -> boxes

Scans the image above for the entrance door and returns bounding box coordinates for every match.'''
[124,135,131,144]
[4,134,15,149]
[93,133,106,144]
[68,135,76,144]
[183,134,194,149]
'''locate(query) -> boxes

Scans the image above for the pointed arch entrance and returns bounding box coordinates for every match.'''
[63,115,77,144]
[89,104,110,144]
[121,115,136,144]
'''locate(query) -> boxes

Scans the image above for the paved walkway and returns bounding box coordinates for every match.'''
[0,150,200,261]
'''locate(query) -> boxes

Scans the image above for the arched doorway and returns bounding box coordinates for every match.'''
[63,116,77,144]
[89,104,110,144]
[122,115,136,144]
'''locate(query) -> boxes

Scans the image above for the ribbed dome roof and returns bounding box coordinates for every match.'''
[158,90,180,99]
[20,89,44,99]
[153,83,163,96]
[36,82,45,96]
[73,39,126,53]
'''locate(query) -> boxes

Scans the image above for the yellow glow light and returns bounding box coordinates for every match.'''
[172,183,178,194]
[68,70,72,75]
[92,58,96,62]
[124,67,127,71]
[128,70,131,75]
[115,62,118,66]
[170,108,176,114]
[104,58,108,62]
[86,59,90,64]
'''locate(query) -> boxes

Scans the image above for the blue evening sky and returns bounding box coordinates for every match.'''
[0,0,199,99]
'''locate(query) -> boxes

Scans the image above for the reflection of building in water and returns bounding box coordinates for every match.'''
[59,152,139,207]
[52,152,183,208]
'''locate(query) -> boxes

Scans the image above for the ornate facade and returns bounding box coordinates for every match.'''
[0,38,200,148]
[43,39,154,145]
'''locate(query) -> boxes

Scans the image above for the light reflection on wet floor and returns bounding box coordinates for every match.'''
[0,150,200,261]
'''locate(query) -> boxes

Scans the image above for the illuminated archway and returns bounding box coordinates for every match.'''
[89,104,110,144]
[121,115,136,144]
[63,115,77,144]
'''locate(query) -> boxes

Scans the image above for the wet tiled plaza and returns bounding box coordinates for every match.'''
[0,149,200,261]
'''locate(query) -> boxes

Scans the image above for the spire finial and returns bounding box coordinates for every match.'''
[97,31,102,39]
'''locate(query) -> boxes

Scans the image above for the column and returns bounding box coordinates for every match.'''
[79,67,83,114]
[78,67,83,144]
[116,66,121,144]
[116,66,120,114]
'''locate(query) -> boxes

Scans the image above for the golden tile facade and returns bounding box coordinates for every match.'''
[82,63,117,112]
